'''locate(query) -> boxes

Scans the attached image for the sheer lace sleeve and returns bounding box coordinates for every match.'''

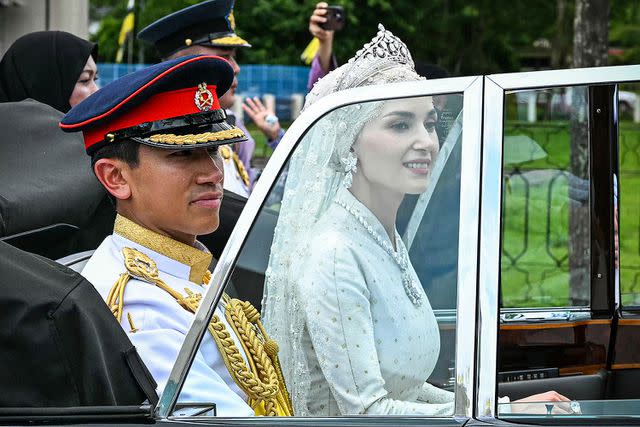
[298,235,453,415]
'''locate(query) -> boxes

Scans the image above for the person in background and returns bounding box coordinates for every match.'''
[307,2,338,92]
[0,31,98,113]
[138,0,283,194]
[0,31,109,259]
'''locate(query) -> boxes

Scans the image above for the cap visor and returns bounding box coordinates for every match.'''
[134,123,247,150]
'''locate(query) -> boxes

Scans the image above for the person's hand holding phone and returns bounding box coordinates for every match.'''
[309,2,334,43]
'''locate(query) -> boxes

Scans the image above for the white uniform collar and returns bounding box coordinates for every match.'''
[112,214,212,284]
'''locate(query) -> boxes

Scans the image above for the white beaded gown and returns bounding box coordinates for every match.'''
[294,187,454,415]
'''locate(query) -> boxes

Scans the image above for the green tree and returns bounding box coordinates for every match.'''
[91,0,639,73]
[609,0,640,65]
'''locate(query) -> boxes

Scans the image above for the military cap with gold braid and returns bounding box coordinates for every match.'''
[60,55,246,154]
[138,0,251,59]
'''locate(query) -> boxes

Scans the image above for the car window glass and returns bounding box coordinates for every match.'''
[497,80,640,421]
[501,86,590,308]
[174,94,463,417]
[618,82,640,307]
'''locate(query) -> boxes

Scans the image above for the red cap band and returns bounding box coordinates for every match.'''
[82,85,219,151]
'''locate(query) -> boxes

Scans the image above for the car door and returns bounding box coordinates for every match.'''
[154,75,484,425]
[473,65,640,425]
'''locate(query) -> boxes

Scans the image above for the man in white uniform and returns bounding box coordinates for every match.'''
[60,55,291,417]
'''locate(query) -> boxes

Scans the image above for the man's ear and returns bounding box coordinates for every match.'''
[93,158,132,201]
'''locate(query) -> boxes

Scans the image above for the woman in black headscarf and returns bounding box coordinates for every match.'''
[0,31,110,259]
[0,31,98,113]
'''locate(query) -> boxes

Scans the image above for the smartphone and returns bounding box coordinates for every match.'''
[320,5,346,31]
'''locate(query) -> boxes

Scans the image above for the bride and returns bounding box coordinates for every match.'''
[262,25,453,416]
[262,25,569,416]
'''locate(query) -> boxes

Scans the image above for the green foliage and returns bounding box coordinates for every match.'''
[91,0,640,73]
[610,0,640,65]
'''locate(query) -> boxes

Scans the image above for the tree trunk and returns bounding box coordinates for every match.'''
[551,0,568,69]
[573,0,610,68]
[569,0,610,305]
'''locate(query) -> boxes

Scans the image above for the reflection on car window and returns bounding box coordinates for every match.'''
[501,86,590,308]
[178,95,464,417]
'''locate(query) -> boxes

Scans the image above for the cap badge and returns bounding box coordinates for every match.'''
[194,82,214,111]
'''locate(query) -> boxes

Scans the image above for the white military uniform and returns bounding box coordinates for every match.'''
[82,214,254,416]
[220,145,250,197]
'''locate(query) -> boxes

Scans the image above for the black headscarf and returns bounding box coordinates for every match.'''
[0,31,97,113]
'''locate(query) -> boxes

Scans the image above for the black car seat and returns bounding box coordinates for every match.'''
[0,240,157,407]
[56,249,95,273]
[0,99,115,260]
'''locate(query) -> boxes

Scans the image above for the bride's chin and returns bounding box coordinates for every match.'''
[405,180,430,195]
[405,186,428,195]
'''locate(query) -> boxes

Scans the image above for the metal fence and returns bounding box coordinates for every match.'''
[98,63,310,120]
[501,121,640,307]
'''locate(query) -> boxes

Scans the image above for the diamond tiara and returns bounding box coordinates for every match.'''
[349,24,414,68]
[334,24,418,92]
[303,24,422,110]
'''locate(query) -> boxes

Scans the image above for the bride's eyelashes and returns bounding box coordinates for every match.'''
[388,120,411,132]
[424,120,437,132]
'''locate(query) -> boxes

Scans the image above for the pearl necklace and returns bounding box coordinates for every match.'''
[335,200,423,306]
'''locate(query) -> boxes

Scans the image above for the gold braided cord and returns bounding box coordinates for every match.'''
[107,272,130,322]
[148,128,245,145]
[219,146,250,187]
[224,297,293,416]
[211,35,249,46]
[108,247,291,416]
[207,314,280,415]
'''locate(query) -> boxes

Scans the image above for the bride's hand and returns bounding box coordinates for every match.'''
[511,391,574,414]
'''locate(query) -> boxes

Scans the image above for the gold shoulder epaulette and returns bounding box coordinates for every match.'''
[218,145,250,187]
[107,247,198,322]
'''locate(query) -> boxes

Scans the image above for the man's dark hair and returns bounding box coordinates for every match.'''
[90,139,140,206]
[90,139,140,171]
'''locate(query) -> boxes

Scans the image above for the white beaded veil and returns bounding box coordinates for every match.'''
[262,25,424,415]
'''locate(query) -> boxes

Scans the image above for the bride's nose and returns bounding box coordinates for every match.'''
[412,127,439,154]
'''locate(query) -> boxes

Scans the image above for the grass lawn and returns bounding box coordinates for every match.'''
[501,120,640,308]
[245,121,293,162]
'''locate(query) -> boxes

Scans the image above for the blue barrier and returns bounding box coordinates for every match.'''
[98,63,309,120]
[99,63,311,95]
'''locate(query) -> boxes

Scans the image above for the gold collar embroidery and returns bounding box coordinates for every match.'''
[113,214,212,284]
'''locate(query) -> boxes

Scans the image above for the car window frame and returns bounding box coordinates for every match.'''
[476,64,640,421]
[155,76,485,422]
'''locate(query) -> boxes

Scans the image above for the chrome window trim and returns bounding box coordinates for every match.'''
[490,64,640,90]
[156,75,484,419]
[476,65,640,422]
[476,76,504,421]
[453,76,483,418]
